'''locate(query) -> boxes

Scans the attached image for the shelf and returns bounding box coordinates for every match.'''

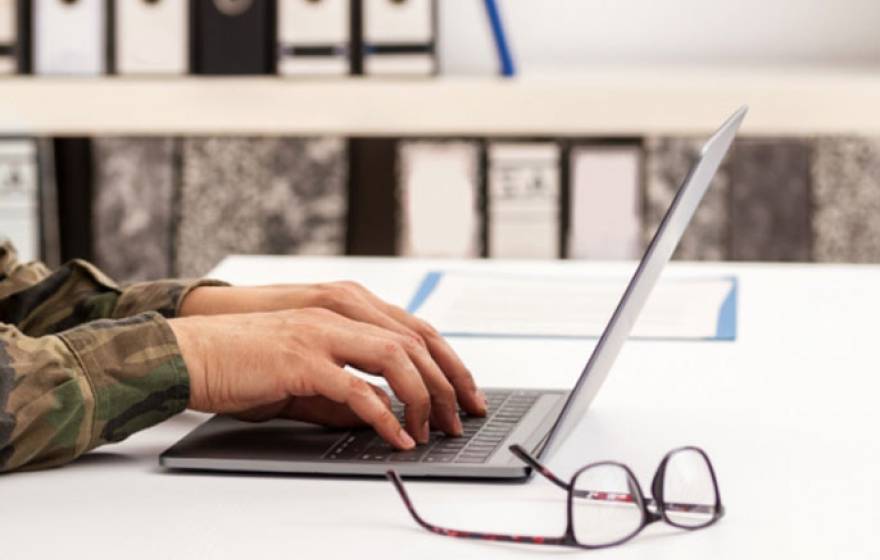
[2,67,880,136]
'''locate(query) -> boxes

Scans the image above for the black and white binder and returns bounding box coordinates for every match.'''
[114,0,187,75]
[362,0,435,76]
[487,142,561,259]
[277,0,348,76]
[568,144,642,260]
[92,138,177,281]
[32,0,106,75]
[177,138,347,277]
[190,0,275,75]
[0,139,40,262]
[729,139,811,262]
[0,0,17,73]
[398,141,481,257]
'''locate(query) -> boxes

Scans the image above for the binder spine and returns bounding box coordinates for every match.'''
[486,141,562,259]
[362,0,436,76]
[278,0,350,76]
[114,0,188,75]
[190,0,276,75]
[14,0,30,73]
[0,0,17,73]
[32,0,107,75]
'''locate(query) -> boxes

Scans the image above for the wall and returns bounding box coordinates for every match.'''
[439,0,880,75]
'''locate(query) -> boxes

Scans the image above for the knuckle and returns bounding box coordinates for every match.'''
[409,387,431,409]
[347,377,373,400]
[382,341,406,361]
[436,382,457,404]
[375,388,392,407]
[399,333,426,353]
[412,391,431,411]
[375,406,397,427]
[313,284,348,309]
[415,319,440,339]
[336,280,363,292]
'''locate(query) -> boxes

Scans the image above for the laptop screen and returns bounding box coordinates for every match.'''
[538,106,748,460]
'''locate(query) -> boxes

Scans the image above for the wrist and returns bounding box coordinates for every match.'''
[178,286,224,316]
[167,317,209,410]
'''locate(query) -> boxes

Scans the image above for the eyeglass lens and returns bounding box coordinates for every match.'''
[571,464,644,546]
[661,448,718,528]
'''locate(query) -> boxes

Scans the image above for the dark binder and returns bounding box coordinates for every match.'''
[52,138,94,262]
[729,139,811,262]
[346,138,398,255]
[13,0,30,73]
[190,0,276,75]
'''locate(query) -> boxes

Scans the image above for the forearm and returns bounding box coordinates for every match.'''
[178,285,314,316]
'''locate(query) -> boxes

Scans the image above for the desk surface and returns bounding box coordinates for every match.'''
[3,257,878,559]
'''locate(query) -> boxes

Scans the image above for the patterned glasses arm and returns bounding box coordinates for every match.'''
[508,445,717,515]
[386,470,567,546]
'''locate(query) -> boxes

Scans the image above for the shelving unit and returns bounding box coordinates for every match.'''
[2,66,880,137]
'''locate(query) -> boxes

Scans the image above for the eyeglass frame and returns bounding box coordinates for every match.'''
[386,444,725,549]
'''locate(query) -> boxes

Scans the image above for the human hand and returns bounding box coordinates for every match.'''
[168,305,486,450]
[180,282,487,417]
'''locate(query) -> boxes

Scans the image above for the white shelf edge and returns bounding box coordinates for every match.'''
[2,69,880,136]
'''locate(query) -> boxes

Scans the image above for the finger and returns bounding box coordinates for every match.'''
[325,327,432,444]
[304,361,415,450]
[315,285,411,333]
[340,320,463,437]
[352,290,487,416]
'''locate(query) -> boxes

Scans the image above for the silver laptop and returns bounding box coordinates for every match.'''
[161,107,747,479]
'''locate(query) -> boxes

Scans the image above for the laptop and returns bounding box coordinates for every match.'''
[161,107,747,479]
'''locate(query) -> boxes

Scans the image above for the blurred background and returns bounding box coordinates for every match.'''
[2,0,880,281]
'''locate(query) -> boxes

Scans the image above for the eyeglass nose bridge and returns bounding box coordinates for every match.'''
[645,509,663,524]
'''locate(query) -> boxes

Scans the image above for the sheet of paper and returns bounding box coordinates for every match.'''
[408,271,736,340]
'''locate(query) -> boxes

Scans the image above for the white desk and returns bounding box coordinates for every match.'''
[3,257,878,559]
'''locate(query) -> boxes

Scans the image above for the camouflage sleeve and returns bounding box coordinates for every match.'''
[0,312,188,472]
[0,240,228,472]
[0,240,226,336]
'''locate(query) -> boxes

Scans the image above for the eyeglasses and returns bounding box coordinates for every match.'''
[387,444,724,549]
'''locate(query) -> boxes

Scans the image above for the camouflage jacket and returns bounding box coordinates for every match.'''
[0,241,221,473]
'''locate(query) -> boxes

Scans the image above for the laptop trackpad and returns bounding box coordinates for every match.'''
[164,416,348,462]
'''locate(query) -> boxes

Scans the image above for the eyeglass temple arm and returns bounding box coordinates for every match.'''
[508,444,571,492]
[386,470,566,546]
[508,445,717,515]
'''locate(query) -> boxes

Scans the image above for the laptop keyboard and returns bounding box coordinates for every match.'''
[324,389,540,464]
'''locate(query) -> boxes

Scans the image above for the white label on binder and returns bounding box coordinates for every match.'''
[0,0,14,44]
[33,0,106,75]
[364,0,432,43]
[488,143,560,259]
[399,142,480,258]
[279,0,348,44]
[278,0,349,76]
[116,0,187,75]
[0,0,14,74]
[569,146,643,260]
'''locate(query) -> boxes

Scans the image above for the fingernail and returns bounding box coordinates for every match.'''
[421,420,430,443]
[477,390,488,410]
[453,415,464,437]
[398,429,416,449]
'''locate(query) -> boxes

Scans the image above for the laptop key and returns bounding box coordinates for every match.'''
[456,456,489,463]
[390,449,428,462]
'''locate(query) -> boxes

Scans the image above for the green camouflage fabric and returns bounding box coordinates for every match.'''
[0,240,225,472]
